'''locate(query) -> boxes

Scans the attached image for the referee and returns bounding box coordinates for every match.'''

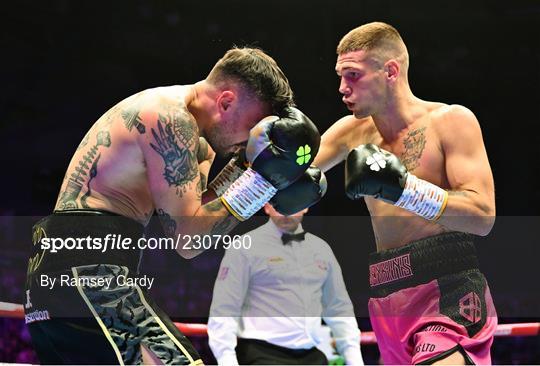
[208,204,363,365]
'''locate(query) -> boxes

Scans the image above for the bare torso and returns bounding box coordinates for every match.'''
[54,85,195,226]
[317,101,455,250]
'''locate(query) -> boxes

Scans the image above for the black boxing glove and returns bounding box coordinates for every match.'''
[247,107,320,189]
[270,166,327,216]
[220,108,321,220]
[209,107,320,193]
[345,144,448,221]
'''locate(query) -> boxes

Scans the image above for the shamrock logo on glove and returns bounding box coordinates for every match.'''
[366,152,386,171]
[296,145,312,166]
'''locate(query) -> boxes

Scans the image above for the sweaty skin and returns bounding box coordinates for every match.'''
[314,46,494,252]
[54,85,263,258]
[315,102,495,251]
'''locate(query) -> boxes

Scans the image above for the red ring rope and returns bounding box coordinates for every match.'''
[2,302,537,345]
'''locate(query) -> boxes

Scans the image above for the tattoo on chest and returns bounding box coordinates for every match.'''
[57,131,112,210]
[150,108,199,196]
[401,127,427,171]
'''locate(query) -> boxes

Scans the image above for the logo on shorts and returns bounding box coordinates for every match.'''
[369,254,413,287]
[25,309,50,324]
[459,292,482,324]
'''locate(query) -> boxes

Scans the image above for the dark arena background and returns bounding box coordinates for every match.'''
[1,0,539,364]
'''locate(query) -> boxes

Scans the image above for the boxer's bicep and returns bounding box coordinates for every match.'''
[440,106,495,215]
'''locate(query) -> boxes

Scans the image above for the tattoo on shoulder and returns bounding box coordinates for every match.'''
[401,126,427,171]
[121,108,146,134]
[156,208,177,237]
[149,105,199,196]
[97,91,147,133]
[57,131,111,210]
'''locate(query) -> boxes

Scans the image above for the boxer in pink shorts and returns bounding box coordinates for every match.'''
[315,22,497,364]
[368,232,497,364]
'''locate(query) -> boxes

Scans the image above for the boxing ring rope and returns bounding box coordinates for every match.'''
[1,302,538,345]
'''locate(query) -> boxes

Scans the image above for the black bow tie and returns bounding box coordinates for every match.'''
[281,232,306,245]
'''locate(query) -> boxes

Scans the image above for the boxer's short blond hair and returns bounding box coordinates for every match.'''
[337,22,409,70]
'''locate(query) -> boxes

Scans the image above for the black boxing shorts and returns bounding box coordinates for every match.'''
[24,210,202,365]
[368,232,497,365]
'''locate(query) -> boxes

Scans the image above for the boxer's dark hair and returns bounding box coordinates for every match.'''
[208,47,294,115]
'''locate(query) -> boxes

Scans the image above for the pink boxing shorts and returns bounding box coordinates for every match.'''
[368,232,497,365]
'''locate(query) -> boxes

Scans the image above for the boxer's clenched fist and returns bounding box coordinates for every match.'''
[345,144,448,221]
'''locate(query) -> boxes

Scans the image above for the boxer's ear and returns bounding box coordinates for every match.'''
[217,91,235,113]
[384,60,400,82]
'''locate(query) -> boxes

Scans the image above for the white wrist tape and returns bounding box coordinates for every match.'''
[207,159,245,196]
[394,174,448,221]
[221,168,277,221]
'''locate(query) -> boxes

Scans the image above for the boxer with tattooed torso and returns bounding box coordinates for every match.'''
[26,47,325,365]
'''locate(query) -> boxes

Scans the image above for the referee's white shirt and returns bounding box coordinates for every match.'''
[208,220,363,365]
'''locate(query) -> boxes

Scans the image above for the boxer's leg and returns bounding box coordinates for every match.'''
[431,349,466,365]
[413,271,497,365]
[73,264,202,365]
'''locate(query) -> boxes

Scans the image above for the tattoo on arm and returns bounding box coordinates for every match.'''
[204,199,223,213]
[198,173,207,197]
[156,208,177,237]
[149,107,199,197]
[201,198,238,235]
[210,215,239,236]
